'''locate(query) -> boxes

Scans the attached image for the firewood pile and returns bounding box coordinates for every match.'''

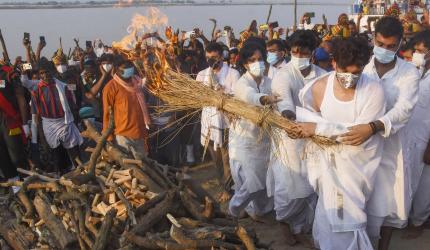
[0,112,263,250]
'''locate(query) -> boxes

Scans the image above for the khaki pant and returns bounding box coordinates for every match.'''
[115,135,147,161]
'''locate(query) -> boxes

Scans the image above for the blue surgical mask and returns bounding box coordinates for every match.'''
[373,45,397,64]
[121,67,135,79]
[267,52,279,66]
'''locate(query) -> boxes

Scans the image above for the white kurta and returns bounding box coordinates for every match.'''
[197,63,240,149]
[267,60,287,80]
[228,72,273,217]
[402,70,430,226]
[267,63,326,232]
[299,72,386,250]
[363,57,420,231]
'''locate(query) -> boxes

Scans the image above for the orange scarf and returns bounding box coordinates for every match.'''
[113,74,151,126]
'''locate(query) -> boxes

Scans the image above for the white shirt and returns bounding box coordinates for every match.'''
[272,62,327,114]
[363,56,420,137]
[404,70,430,143]
[267,60,288,80]
[229,72,272,158]
[196,63,240,148]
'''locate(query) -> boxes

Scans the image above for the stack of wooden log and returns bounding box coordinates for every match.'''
[0,114,262,250]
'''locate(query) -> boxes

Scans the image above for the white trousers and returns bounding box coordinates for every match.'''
[410,166,430,226]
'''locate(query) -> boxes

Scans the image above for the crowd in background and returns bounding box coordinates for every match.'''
[1,2,430,249]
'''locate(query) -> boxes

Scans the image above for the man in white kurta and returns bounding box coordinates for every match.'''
[298,69,385,250]
[266,39,288,80]
[404,69,430,229]
[401,32,430,234]
[268,60,326,237]
[363,56,420,236]
[337,17,420,249]
[197,42,240,191]
[228,71,273,218]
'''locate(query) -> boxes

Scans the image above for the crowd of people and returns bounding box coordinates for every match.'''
[1,4,430,250]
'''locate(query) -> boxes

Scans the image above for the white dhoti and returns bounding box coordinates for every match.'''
[314,195,373,250]
[229,158,273,217]
[410,166,430,226]
[267,131,316,233]
[367,133,410,236]
[42,117,83,149]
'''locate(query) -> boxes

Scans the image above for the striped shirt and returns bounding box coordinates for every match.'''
[31,80,76,119]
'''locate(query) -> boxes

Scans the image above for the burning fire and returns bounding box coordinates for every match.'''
[112,7,169,52]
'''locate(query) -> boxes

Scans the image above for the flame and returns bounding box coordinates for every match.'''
[112,7,169,52]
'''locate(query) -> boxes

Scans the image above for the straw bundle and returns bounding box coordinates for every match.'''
[148,68,336,147]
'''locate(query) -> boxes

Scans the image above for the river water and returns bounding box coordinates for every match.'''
[0,4,348,58]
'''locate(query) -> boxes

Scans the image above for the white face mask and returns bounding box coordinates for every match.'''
[56,64,68,74]
[291,55,310,70]
[411,51,429,68]
[248,61,265,77]
[102,63,113,72]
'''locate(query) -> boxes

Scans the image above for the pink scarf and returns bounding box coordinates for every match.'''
[113,74,151,126]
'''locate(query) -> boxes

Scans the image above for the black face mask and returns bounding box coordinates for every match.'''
[207,58,221,69]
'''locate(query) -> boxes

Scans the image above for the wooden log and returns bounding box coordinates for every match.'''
[130,189,176,235]
[135,191,166,216]
[170,225,242,250]
[107,181,137,225]
[236,226,256,250]
[0,206,36,250]
[64,205,87,250]
[92,208,117,250]
[33,194,78,249]
[88,107,114,176]
[82,120,164,193]
[179,190,208,221]
[85,205,99,237]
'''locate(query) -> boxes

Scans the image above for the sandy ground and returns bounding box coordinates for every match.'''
[190,163,430,250]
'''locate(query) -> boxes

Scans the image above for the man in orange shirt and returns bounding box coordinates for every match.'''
[102,60,151,160]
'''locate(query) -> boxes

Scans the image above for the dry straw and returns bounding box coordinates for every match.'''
[147,67,336,147]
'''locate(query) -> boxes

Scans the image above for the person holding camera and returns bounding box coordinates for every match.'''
[298,13,316,31]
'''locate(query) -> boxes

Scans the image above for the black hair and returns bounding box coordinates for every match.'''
[412,30,430,50]
[375,16,404,41]
[38,57,55,72]
[266,39,286,51]
[99,53,114,63]
[288,30,319,52]
[332,37,371,69]
[401,39,415,52]
[117,58,133,68]
[205,41,223,55]
[229,48,239,55]
[238,41,265,70]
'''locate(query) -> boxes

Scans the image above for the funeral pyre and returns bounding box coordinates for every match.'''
[0,112,262,250]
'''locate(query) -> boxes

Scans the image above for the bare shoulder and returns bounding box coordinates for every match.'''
[311,75,329,96]
[311,75,329,111]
